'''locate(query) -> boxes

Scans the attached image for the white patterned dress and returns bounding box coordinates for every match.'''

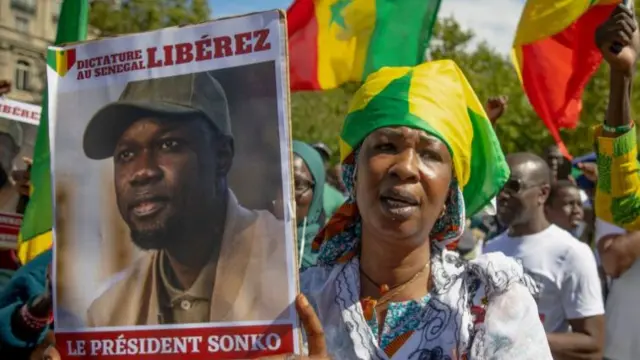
[300,250,552,359]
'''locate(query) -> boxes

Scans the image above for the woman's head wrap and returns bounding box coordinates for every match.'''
[292,140,326,269]
[312,60,510,266]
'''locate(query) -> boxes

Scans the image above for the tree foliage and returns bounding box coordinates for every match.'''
[294,4,640,161]
[87,1,640,161]
[89,0,210,36]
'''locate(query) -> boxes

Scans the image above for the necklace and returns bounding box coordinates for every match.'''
[359,263,429,308]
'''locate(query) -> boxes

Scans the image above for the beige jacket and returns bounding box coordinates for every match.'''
[86,192,290,327]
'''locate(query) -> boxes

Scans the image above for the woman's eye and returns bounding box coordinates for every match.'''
[420,150,442,162]
[375,143,396,152]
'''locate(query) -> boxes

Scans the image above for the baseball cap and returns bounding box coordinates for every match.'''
[0,120,23,148]
[83,71,231,160]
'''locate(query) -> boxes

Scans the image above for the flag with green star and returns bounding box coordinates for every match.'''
[288,0,443,91]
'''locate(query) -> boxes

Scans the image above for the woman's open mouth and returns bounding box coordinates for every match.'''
[379,190,420,220]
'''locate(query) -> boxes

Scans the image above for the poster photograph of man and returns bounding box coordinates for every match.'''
[47,10,299,358]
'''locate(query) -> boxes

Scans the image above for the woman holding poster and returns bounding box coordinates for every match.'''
[291,61,551,359]
[44,61,552,360]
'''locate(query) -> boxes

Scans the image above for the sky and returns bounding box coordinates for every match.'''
[208,0,526,54]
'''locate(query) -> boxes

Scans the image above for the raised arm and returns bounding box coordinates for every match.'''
[593,3,640,231]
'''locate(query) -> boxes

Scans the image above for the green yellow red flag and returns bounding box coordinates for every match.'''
[287,0,442,91]
[511,0,620,158]
[18,0,89,264]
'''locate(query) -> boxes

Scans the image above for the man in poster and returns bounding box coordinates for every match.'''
[83,71,288,327]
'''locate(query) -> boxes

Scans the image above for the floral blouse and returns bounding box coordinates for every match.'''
[300,250,552,360]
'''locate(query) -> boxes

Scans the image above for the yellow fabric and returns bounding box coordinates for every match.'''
[407,63,474,187]
[316,0,376,89]
[513,0,620,46]
[17,231,53,265]
[342,61,485,188]
[594,126,640,231]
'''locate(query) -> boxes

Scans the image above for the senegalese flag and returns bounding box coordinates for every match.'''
[512,0,621,158]
[340,60,509,216]
[287,0,442,91]
[47,48,78,78]
[18,0,89,264]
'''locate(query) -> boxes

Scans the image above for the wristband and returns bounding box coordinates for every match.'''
[603,122,634,134]
[19,304,52,329]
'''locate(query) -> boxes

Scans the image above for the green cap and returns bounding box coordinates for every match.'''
[83,71,231,160]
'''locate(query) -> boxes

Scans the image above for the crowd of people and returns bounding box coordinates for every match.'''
[0,3,639,360]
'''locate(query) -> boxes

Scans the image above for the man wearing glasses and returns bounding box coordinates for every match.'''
[484,152,605,360]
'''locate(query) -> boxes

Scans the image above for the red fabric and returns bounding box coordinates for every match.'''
[287,0,321,91]
[0,249,20,270]
[520,4,617,159]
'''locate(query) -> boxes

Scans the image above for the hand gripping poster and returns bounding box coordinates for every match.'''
[47,11,300,359]
[0,98,40,249]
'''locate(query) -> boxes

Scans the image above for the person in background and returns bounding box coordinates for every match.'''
[592,4,640,360]
[292,141,326,270]
[311,142,345,218]
[545,180,585,237]
[544,145,571,183]
[0,80,28,273]
[0,120,23,214]
[0,249,52,359]
[327,163,347,195]
[0,81,10,97]
[485,152,605,359]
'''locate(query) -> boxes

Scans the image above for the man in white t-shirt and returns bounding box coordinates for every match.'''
[484,152,604,359]
[594,218,640,360]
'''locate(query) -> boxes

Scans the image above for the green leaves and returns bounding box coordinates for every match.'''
[89,0,210,36]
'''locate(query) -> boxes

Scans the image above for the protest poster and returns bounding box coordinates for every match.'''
[47,10,300,358]
[0,97,40,249]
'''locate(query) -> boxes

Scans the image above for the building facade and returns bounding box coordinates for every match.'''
[0,0,107,105]
[0,0,62,104]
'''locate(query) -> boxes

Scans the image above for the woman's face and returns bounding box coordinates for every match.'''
[356,126,453,244]
[293,154,314,223]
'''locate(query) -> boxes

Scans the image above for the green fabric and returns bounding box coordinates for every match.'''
[293,141,325,269]
[463,108,509,215]
[343,72,454,159]
[363,0,442,79]
[323,183,346,218]
[20,0,89,242]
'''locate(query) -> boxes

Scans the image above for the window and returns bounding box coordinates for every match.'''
[15,60,31,91]
[10,0,36,14]
[14,16,29,33]
[52,1,61,22]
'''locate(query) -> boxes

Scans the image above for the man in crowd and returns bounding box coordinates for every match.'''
[83,71,288,327]
[544,145,572,183]
[545,180,585,237]
[0,120,23,214]
[311,142,345,217]
[484,152,605,359]
[592,3,640,359]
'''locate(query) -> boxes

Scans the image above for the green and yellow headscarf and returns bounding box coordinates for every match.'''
[312,60,509,266]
